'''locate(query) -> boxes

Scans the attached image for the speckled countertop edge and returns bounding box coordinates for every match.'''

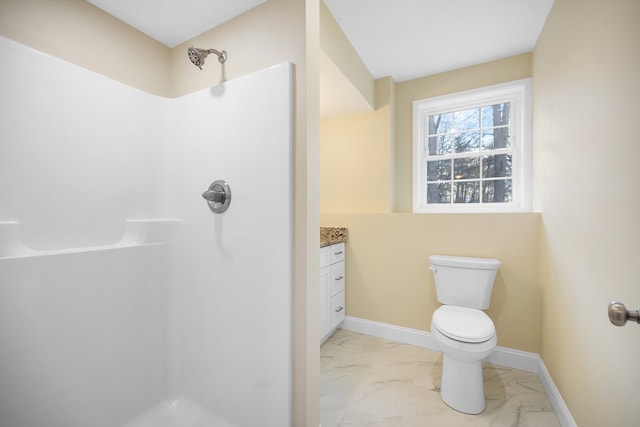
[320,227,348,247]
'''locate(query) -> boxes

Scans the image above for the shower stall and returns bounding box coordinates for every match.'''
[0,36,293,427]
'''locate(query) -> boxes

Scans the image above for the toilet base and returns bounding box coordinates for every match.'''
[440,353,485,414]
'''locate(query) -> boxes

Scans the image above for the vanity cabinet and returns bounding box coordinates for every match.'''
[320,242,345,343]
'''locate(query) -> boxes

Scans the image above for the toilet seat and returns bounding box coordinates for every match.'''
[432,306,495,343]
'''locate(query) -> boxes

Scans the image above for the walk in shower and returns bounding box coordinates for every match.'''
[0,36,293,427]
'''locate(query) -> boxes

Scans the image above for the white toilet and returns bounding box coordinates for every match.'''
[428,254,500,414]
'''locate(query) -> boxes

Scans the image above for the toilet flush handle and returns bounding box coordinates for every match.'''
[429,265,437,273]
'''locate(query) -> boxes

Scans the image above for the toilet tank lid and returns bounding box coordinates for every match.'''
[429,255,500,270]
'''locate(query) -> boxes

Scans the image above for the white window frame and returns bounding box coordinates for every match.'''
[412,78,532,213]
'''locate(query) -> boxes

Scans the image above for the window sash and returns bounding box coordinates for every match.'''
[412,79,531,213]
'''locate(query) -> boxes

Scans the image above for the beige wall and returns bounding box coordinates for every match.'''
[320,77,394,213]
[320,54,540,352]
[169,0,306,98]
[321,0,640,424]
[321,54,532,214]
[394,54,532,212]
[0,1,320,425]
[322,213,541,352]
[319,0,374,109]
[533,0,640,425]
[0,0,171,97]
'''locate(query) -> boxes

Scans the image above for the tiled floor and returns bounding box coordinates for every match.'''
[320,329,561,427]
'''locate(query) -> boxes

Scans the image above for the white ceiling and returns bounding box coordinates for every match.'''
[86,0,554,118]
[87,0,267,48]
[323,0,554,83]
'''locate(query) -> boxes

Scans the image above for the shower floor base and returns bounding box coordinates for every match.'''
[122,398,236,427]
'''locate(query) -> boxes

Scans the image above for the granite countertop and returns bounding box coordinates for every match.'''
[320,227,348,247]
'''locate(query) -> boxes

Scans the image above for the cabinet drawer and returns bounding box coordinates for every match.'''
[330,261,345,296]
[330,291,345,328]
[330,242,345,264]
[320,246,330,269]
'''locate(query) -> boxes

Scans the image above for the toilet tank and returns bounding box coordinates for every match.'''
[429,255,500,309]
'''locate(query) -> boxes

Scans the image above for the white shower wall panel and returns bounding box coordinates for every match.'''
[167,63,293,427]
[0,37,172,427]
[0,244,171,427]
[0,37,167,251]
[0,36,293,427]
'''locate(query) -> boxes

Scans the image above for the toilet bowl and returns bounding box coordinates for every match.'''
[431,305,497,414]
[428,255,500,415]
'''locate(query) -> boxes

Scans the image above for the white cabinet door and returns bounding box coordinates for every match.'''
[320,265,331,339]
[331,291,346,329]
[330,261,345,295]
[320,242,346,343]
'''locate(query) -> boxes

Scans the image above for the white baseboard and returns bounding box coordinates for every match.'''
[537,357,578,427]
[341,316,439,350]
[485,344,539,373]
[340,316,577,427]
[341,316,537,372]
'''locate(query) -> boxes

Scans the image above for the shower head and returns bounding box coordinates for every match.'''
[187,46,227,70]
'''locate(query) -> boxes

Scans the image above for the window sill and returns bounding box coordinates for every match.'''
[413,203,531,214]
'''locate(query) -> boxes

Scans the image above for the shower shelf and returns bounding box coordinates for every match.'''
[0,219,178,260]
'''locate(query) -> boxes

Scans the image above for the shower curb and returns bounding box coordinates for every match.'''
[339,316,577,427]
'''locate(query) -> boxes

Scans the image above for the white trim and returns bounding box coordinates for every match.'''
[342,316,439,350]
[485,344,539,373]
[538,358,578,427]
[341,316,536,372]
[340,316,577,427]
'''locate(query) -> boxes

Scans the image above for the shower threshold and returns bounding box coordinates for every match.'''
[122,398,236,427]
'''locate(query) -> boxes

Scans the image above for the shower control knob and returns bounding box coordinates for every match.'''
[202,189,225,203]
[202,180,231,213]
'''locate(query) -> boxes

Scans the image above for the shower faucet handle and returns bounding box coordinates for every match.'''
[202,180,231,214]
[201,189,225,203]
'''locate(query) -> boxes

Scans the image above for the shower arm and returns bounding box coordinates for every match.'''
[206,48,227,64]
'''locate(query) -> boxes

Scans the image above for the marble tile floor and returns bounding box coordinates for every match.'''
[320,329,561,427]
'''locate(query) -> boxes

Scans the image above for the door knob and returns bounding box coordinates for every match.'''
[608,301,640,326]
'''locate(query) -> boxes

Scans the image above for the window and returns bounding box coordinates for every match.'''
[413,79,531,213]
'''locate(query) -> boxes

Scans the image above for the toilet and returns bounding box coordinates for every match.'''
[428,254,500,414]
